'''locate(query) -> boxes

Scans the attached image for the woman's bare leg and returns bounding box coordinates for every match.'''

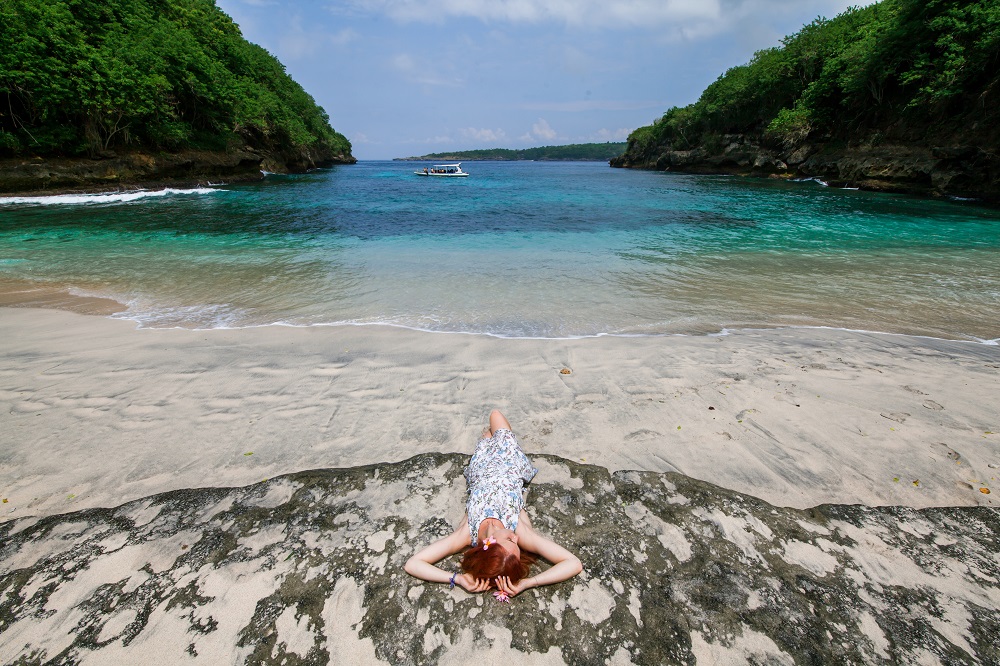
[489,409,511,435]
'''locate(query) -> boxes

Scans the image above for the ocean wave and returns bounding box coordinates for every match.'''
[0,187,223,206]
[792,177,829,187]
[109,300,251,330]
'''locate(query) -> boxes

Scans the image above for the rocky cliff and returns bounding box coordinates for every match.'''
[3,453,998,664]
[610,138,999,202]
[610,1,1000,203]
[0,146,356,196]
[1,0,355,196]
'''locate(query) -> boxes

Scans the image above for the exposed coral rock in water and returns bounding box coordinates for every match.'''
[2,454,999,664]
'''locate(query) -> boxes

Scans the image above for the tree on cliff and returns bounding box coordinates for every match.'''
[618,0,999,163]
[0,0,352,162]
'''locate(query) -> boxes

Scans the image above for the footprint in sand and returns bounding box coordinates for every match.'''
[625,429,661,442]
[929,442,962,462]
[308,364,348,377]
[531,418,554,436]
[880,412,909,424]
[902,385,928,396]
[923,400,944,411]
[13,400,51,413]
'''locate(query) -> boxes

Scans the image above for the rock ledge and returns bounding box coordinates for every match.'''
[2,454,998,664]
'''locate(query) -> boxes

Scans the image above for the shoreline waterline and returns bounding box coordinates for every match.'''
[1,276,998,346]
[2,291,998,346]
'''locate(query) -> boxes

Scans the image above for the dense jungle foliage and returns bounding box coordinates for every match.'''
[0,0,351,158]
[402,143,628,161]
[625,0,1000,155]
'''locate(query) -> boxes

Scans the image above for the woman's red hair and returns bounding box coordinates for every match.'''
[461,544,535,586]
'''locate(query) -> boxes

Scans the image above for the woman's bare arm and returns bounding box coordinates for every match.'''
[498,510,582,596]
[403,516,490,593]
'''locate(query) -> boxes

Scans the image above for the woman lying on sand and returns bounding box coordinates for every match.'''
[405,410,582,600]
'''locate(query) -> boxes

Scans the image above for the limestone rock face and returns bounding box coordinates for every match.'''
[611,140,999,202]
[2,454,999,664]
[0,147,356,196]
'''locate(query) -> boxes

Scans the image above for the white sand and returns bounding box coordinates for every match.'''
[1,307,998,520]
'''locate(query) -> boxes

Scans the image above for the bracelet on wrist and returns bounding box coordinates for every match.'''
[449,572,458,589]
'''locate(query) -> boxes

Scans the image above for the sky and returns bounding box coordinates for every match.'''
[215,0,877,160]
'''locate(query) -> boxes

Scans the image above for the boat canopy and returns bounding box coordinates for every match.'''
[414,162,469,176]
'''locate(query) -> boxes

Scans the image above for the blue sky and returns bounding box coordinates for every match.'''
[215,0,876,160]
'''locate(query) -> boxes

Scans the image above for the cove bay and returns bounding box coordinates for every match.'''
[2,161,998,342]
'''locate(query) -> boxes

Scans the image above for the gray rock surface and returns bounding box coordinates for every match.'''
[2,453,999,664]
[0,147,356,196]
[611,140,999,202]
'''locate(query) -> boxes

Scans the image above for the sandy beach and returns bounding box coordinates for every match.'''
[3,305,1000,664]
[2,306,997,520]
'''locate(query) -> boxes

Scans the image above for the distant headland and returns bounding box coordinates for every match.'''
[395,143,627,162]
[0,0,354,195]
[611,0,1000,203]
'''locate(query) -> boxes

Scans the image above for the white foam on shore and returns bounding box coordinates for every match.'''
[99,306,1000,347]
[0,187,222,206]
[283,322,1000,347]
[110,302,251,330]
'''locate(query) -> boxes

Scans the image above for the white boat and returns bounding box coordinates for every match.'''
[414,163,469,177]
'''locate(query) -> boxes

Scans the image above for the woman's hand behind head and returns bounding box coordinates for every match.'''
[457,573,492,593]
[495,575,534,597]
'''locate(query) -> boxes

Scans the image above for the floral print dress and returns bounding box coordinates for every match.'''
[465,428,538,546]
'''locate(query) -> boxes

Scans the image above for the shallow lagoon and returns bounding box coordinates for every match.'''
[1,161,998,341]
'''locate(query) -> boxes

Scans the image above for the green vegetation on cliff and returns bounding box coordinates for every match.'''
[620,0,999,162]
[399,143,627,162]
[0,0,352,162]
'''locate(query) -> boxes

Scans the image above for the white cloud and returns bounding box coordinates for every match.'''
[530,119,557,141]
[521,100,666,113]
[391,53,416,72]
[268,15,359,60]
[399,135,455,146]
[347,0,716,27]
[403,135,454,145]
[390,52,462,87]
[415,76,463,87]
[589,127,633,142]
[343,0,877,33]
[329,28,360,47]
[460,127,507,143]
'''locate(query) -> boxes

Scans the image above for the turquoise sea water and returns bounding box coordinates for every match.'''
[1,161,998,341]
